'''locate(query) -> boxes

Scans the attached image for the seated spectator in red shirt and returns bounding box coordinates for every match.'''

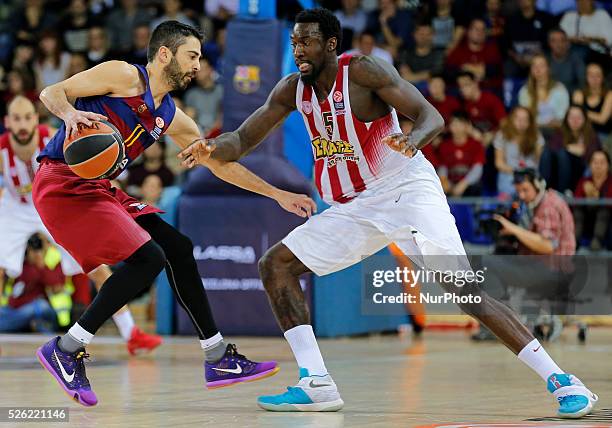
[446,18,503,94]
[0,234,62,333]
[426,75,461,127]
[437,112,485,197]
[573,150,612,251]
[456,71,506,145]
[399,23,445,91]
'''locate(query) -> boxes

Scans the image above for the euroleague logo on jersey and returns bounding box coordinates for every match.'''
[333,90,345,112]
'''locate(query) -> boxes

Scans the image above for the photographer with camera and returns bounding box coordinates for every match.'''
[473,168,576,341]
[493,168,575,257]
[0,234,63,333]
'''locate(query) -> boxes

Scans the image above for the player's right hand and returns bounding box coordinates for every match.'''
[64,110,108,137]
[382,133,418,158]
[178,139,216,168]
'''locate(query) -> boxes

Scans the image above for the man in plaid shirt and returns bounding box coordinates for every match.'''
[494,168,576,256]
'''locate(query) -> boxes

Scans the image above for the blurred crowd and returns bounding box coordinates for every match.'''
[0,0,610,246]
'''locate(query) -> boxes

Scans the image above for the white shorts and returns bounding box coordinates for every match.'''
[282,152,470,276]
[0,199,83,278]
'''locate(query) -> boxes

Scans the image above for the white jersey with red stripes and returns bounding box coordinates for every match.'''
[0,125,50,208]
[296,54,409,205]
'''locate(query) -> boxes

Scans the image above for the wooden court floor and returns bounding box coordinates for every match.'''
[0,328,610,428]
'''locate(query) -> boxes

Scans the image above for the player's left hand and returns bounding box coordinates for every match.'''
[178,139,216,168]
[274,190,317,218]
[382,133,418,158]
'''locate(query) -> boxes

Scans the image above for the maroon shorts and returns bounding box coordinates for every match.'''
[33,160,163,273]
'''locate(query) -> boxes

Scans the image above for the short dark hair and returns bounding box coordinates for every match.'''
[457,70,477,82]
[147,20,204,63]
[451,110,471,124]
[295,8,342,52]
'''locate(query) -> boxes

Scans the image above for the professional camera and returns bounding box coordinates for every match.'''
[475,200,521,254]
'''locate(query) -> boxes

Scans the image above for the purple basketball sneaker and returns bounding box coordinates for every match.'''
[205,344,279,389]
[36,337,98,406]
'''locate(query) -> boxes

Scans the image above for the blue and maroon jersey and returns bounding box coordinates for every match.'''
[38,64,176,175]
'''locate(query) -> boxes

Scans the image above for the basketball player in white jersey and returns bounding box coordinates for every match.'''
[179,8,597,418]
[0,96,162,354]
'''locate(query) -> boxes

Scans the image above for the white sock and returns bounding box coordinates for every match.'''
[68,323,94,346]
[112,310,135,341]
[518,339,564,381]
[199,332,223,350]
[284,325,328,376]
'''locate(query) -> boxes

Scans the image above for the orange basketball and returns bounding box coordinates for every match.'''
[63,120,125,179]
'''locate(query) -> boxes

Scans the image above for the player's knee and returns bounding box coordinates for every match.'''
[129,240,166,274]
[258,244,288,278]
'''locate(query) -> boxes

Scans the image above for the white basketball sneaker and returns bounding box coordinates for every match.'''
[547,373,598,418]
[257,368,344,412]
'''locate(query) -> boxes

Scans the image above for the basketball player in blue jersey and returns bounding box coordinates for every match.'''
[33,21,316,407]
[179,8,597,418]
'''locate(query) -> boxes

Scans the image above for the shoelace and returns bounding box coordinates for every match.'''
[74,351,91,387]
[227,344,247,361]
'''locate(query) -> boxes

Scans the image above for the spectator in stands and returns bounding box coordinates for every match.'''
[560,0,612,60]
[572,62,612,140]
[398,23,444,91]
[493,106,544,196]
[127,141,175,194]
[60,0,97,53]
[446,18,503,94]
[203,25,227,71]
[1,71,38,108]
[483,0,505,43]
[334,0,368,35]
[150,0,194,32]
[66,53,88,77]
[542,105,601,193]
[123,23,150,66]
[573,150,611,251]
[86,26,111,67]
[140,174,164,206]
[428,0,466,53]
[346,30,393,64]
[10,0,57,45]
[184,57,223,137]
[205,0,238,21]
[33,31,71,92]
[0,234,62,334]
[547,28,586,95]
[10,43,35,79]
[456,71,506,145]
[105,0,153,53]
[503,0,554,78]
[437,112,485,197]
[366,0,414,56]
[426,74,461,126]
[518,55,569,133]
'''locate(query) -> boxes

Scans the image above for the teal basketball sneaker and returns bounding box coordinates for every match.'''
[257,368,344,412]
[547,373,598,418]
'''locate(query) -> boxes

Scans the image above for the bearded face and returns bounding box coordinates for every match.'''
[164,56,195,91]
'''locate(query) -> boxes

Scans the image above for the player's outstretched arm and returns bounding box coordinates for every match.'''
[39,61,140,137]
[168,106,316,218]
[350,55,444,155]
[178,74,298,164]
